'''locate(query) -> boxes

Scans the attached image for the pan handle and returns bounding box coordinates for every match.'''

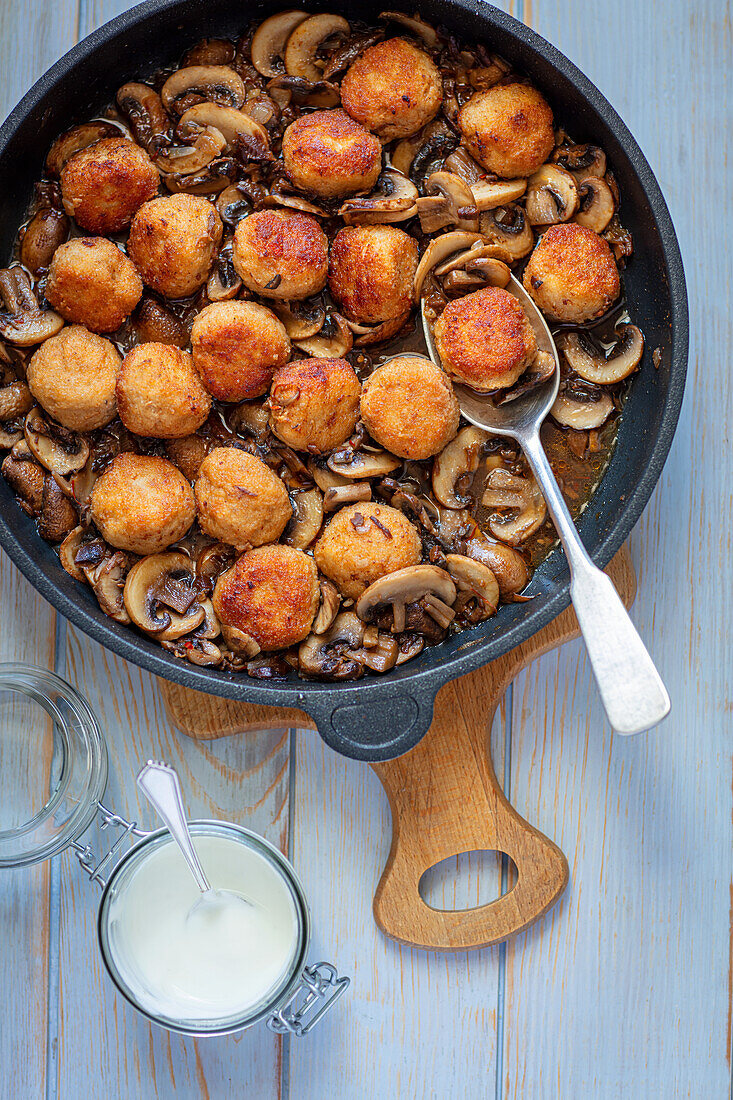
[303,689,436,762]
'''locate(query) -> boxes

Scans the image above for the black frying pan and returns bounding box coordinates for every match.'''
[0,0,687,760]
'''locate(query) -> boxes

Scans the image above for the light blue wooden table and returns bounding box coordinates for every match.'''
[0,0,730,1096]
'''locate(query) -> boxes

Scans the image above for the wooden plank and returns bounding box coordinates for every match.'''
[0,2,79,1097]
[502,0,733,1096]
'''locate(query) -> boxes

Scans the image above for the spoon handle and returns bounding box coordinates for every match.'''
[136,761,211,893]
[520,430,670,735]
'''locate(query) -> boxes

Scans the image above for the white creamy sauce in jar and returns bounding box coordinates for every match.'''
[106,833,300,1024]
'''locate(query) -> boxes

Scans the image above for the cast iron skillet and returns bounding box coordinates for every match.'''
[0,0,687,761]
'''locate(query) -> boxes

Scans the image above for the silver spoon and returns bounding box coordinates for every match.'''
[136,760,251,917]
[421,276,670,735]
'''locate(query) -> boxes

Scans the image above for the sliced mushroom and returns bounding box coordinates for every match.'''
[25,409,89,475]
[221,622,261,658]
[87,552,131,624]
[284,14,350,81]
[470,177,527,211]
[161,66,246,115]
[417,171,479,234]
[267,74,341,109]
[134,297,189,348]
[155,126,227,175]
[264,178,329,217]
[560,324,644,384]
[177,103,270,152]
[0,269,64,347]
[2,450,45,515]
[413,230,483,302]
[349,311,412,346]
[323,482,372,512]
[195,542,236,592]
[52,460,97,508]
[164,156,238,196]
[20,208,69,274]
[479,205,534,261]
[307,456,351,493]
[283,486,324,548]
[37,475,77,542]
[553,143,607,182]
[251,11,311,77]
[298,610,365,679]
[191,598,221,640]
[312,577,340,634]
[45,121,120,177]
[525,165,578,226]
[170,637,223,666]
[443,146,486,184]
[339,170,418,226]
[494,350,556,405]
[379,10,438,47]
[123,552,206,640]
[59,526,87,582]
[216,184,253,227]
[271,299,326,340]
[482,469,546,545]
[0,381,32,422]
[434,241,512,276]
[327,448,400,480]
[395,634,425,665]
[183,38,236,67]
[356,565,456,633]
[457,522,530,599]
[574,176,615,233]
[551,390,613,429]
[445,553,499,619]
[440,253,511,295]
[432,426,489,509]
[363,632,398,672]
[322,29,384,79]
[229,400,271,441]
[116,83,171,152]
[294,312,353,358]
[207,239,243,301]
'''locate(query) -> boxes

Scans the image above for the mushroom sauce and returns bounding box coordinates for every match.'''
[0,11,643,681]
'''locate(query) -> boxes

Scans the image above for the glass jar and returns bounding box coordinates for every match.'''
[0,662,348,1036]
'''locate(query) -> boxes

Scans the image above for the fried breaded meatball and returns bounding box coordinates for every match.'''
[341,38,443,140]
[314,502,421,600]
[213,545,319,652]
[191,301,291,402]
[458,84,555,179]
[128,194,223,299]
[269,358,361,454]
[116,343,211,438]
[27,325,120,430]
[361,356,459,459]
[433,286,538,391]
[90,453,195,555]
[46,238,142,333]
[523,223,620,323]
[232,210,328,300]
[281,109,382,200]
[60,137,159,234]
[328,225,418,324]
[194,448,292,550]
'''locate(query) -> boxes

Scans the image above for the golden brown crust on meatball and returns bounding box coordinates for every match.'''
[194,447,292,550]
[314,502,421,599]
[60,137,159,234]
[341,38,443,140]
[328,225,418,324]
[360,356,459,459]
[458,84,554,179]
[213,545,319,652]
[90,452,195,555]
[232,210,329,300]
[128,194,223,299]
[433,286,538,391]
[27,325,121,430]
[269,357,361,454]
[191,301,291,403]
[116,343,211,438]
[281,109,382,200]
[46,238,142,333]
[523,223,620,323]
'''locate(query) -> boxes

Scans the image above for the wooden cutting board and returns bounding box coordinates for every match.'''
[158,547,635,951]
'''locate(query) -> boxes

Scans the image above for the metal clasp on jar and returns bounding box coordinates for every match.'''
[267,962,350,1037]
[72,802,150,889]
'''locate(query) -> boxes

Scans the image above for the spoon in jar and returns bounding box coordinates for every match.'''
[137,761,252,921]
[421,275,670,735]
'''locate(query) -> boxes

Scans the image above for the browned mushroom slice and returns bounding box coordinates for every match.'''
[551,390,614,429]
[267,74,341,109]
[307,456,351,493]
[443,146,486,184]
[2,449,45,515]
[0,381,33,422]
[395,633,425,665]
[123,552,206,640]
[322,29,384,78]
[339,171,418,226]
[494,350,556,405]
[560,324,644,384]
[229,400,271,441]
[251,11,311,78]
[283,486,324,549]
[155,127,227,175]
[183,38,236,67]
[271,299,326,341]
[573,176,616,233]
[413,230,483,302]
[379,10,438,47]
[164,156,239,196]
[363,632,398,672]
[116,83,171,152]
[294,312,353,358]
[195,541,236,592]
[191,598,221,640]
[161,66,246,115]
[0,269,64,347]
[355,565,457,634]
[207,239,243,302]
[322,482,372,512]
[216,184,253,227]
[525,165,579,226]
[417,171,479,234]
[312,577,341,634]
[59,526,87,582]
[86,552,132,624]
[45,121,120,177]
[470,177,527,212]
[479,205,534,261]
[284,14,350,81]
[166,637,223,666]
[432,426,489,509]
[327,448,400,480]
[134,297,189,348]
[553,143,607,182]
[349,311,412,346]
[298,611,365,679]
[53,458,97,507]
[439,253,512,296]
[445,553,499,620]
[20,208,69,274]
[221,622,261,658]
[25,409,89,476]
[482,469,546,545]
[37,475,77,543]
[177,103,270,153]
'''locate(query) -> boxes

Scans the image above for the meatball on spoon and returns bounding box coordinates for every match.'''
[422,276,669,736]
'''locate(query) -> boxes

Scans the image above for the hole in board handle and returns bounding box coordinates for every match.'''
[418,850,518,912]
